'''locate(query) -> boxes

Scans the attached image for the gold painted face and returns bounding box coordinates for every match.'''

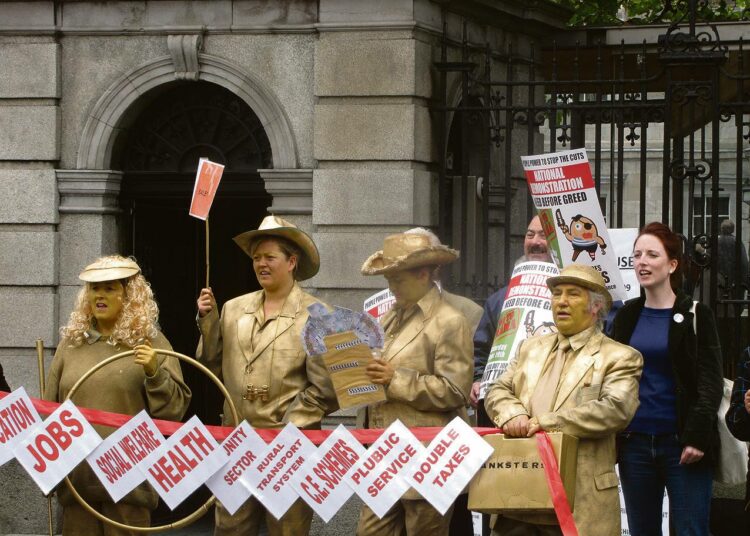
[252,239,296,292]
[551,283,598,336]
[87,280,125,333]
[385,268,432,308]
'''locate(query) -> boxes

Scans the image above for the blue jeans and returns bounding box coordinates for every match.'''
[617,432,713,536]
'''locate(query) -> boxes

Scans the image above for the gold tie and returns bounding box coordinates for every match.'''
[529,338,571,417]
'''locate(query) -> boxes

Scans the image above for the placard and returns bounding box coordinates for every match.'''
[322,331,387,409]
[241,423,317,520]
[189,158,225,220]
[345,420,424,519]
[291,424,367,522]
[86,410,165,503]
[0,386,43,465]
[405,417,494,514]
[363,288,396,321]
[522,148,627,301]
[141,415,226,510]
[610,228,640,301]
[479,262,558,399]
[14,399,102,495]
[206,422,267,515]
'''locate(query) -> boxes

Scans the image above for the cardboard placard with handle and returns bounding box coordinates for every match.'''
[321,331,386,409]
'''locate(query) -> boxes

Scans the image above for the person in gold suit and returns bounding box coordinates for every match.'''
[196,215,336,536]
[484,264,643,536]
[45,255,191,535]
[356,232,473,536]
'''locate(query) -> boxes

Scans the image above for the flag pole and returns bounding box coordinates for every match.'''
[36,339,54,536]
[205,217,210,289]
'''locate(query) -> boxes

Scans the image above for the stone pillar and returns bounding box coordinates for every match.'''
[56,170,123,331]
[0,38,62,534]
[312,0,434,310]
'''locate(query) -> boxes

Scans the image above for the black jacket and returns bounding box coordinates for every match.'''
[0,362,9,392]
[611,291,723,464]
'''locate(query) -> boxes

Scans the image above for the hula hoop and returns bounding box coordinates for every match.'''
[63,349,240,533]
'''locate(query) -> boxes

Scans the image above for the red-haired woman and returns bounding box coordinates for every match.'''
[611,222,722,535]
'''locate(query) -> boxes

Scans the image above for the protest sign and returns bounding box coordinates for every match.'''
[0,386,42,465]
[321,331,386,409]
[610,228,640,301]
[141,415,226,510]
[14,399,102,495]
[242,423,317,520]
[479,262,558,399]
[405,417,494,515]
[363,289,395,321]
[206,421,267,515]
[346,420,424,519]
[522,148,627,301]
[189,158,225,220]
[86,410,164,503]
[291,424,367,522]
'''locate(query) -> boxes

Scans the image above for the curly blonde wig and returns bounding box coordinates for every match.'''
[60,255,160,347]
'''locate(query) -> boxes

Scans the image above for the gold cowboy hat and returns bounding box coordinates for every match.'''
[546,264,613,308]
[79,256,141,283]
[361,232,459,276]
[233,215,320,280]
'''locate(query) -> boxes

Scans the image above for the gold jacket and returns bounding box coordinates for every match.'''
[197,283,336,429]
[366,286,473,430]
[484,328,643,535]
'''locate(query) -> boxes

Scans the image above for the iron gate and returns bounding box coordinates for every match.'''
[434,2,750,375]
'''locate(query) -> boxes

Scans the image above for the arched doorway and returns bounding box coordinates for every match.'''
[114,81,272,524]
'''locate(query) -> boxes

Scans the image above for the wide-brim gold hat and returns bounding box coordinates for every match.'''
[361,233,459,276]
[79,257,141,282]
[546,264,613,308]
[233,215,320,280]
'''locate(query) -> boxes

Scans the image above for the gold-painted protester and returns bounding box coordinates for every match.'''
[196,215,336,536]
[484,264,643,536]
[357,232,473,536]
[44,255,192,535]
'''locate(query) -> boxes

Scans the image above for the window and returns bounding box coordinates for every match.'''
[692,196,730,234]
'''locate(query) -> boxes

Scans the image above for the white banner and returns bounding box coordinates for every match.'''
[610,228,640,301]
[206,422,267,515]
[14,399,102,495]
[522,149,628,301]
[141,415,226,510]
[363,288,395,321]
[291,424,367,522]
[0,387,42,465]
[405,417,494,515]
[346,420,424,519]
[242,423,317,520]
[86,410,165,503]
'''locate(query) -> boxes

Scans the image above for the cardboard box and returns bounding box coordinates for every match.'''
[321,331,387,409]
[468,432,577,513]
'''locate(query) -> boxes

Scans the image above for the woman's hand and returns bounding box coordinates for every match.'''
[197,288,216,318]
[744,389,750,414]
[134,342,159,378]
[680,445,705,464]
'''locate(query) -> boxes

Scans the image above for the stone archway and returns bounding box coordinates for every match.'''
[76,53,298,170]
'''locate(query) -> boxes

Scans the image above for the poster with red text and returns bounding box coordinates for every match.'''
[522,148,627,301]
[479,262,558,400]
[14,400,102,495]
[189,158,225,220]
[86,410,165,502]
[291,424,367,522]
[0,387,42,466]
